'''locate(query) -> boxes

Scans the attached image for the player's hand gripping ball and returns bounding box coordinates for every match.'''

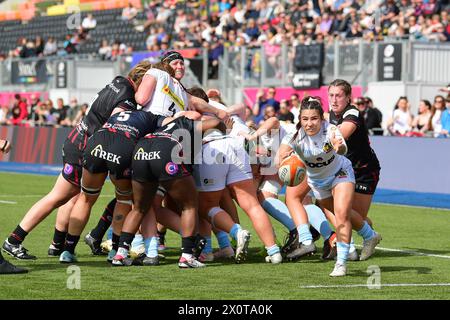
[278,153,306,187]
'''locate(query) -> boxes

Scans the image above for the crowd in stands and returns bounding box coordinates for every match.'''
[3,12,132,61]
[1,86,449,138]
[0,94,88,128]
[386,86,450,137]
[2,0,447,65]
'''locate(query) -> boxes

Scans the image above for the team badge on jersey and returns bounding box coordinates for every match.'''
[165,162,179,175]
[323,142,333,153]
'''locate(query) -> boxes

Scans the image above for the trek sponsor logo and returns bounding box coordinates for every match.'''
[133,148,161,161]
[162,85,185,110]
[305,155,335,168]
[91,144,121,164]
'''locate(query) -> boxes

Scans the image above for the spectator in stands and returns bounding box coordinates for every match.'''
[430,95,446,137]
[50,98,69,126]
[43,37,58,56]
[35,36,44,56]
[122,3,138,22]
[72,103,89,127]
[20,39,36,58]
[355,97,382,135]
[439,97,450,137]
[387,96,413,136]
[61,98,81,127]
[98,39,112,60]
[410,99,432,136]
[63,34,77,55]
[33,101,48,126]
[277,99,294,124]
[289,93,301,124]
[252,86,280,124]
[380,0,400,33]
[364,97,383,135]
[346,21,363,38]
[7,95,28,126]
[263,27,282,78]
[27,94,41,124]
[82,13,97,31]
[207,37,224,79]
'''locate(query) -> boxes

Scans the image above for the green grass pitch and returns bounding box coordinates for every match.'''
[1,172,450,300]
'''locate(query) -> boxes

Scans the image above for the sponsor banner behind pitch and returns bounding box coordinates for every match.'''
[0,126,71,165]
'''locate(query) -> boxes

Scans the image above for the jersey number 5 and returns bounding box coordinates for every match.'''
[117,111,131,122]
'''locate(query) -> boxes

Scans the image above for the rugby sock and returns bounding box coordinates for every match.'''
[90,198,115,240]
[262,198,296,231]
[181,236,196,255]
[336,242,350,265]
[215,231,231,249]
[8,225,28,245]
[297,224,313,245]
[131,233,144,251]
[144,236,159,258]
[266,244,280,256]
[203,236,213,254]
[357,221,376,241]
[51,228,67,248]
[118,232,134,251]
[112,233,121,252]
[349,237,356,253]
[229,224,242,240]
[65,234,80,254]
[305,204,333,240]
[0,251,4,263]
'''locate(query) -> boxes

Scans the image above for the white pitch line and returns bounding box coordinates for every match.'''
[356,245,450,260]
[300,283,450,289]
[0,200,17,204]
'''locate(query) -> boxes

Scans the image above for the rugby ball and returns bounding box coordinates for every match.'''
[278,154,306,187]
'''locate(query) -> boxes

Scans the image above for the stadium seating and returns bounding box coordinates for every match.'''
[0,7,149,56]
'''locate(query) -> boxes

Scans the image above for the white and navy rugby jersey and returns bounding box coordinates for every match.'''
[282,121,349,181]
[141,68,189,117]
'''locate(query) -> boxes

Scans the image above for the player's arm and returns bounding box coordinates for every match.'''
[226,102,246,119]
[0,139,11,154]
[195,118,223,133]
[135,74,157,106]
[329,125,348,155]
[239,116,280,141]
[188,95,228,120]
[275,143,294,169]
[337,120,357,140]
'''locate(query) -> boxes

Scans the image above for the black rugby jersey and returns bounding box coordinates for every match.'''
[148,116,200,164]
[329,104,380,171]
[79,76,137,136]
[103,110,165,140]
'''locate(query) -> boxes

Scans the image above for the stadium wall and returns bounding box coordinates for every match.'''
[0,125,71,164]
[370,136,450,195]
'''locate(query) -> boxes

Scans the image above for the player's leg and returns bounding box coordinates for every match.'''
[3,174,79,260]
[48,194,79,257]
[84,198,116,255]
